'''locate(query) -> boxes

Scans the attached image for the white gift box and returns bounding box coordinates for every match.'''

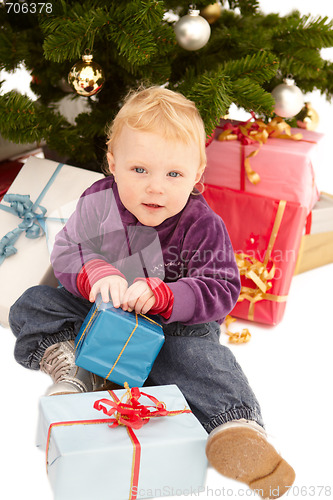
[0,156,103,326]
[36,384,208,500]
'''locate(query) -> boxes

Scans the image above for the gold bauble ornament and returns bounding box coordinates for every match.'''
[200,2,222,24]
[68,54,105,97]
[296,102,320,131]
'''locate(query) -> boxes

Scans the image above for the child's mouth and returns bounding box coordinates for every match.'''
[143,203,162,209]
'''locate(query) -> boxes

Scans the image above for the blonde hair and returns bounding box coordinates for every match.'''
[105,86,207,173]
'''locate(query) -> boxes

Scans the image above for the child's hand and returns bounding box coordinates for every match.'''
[121,280,155,315]
[89,275,128,306]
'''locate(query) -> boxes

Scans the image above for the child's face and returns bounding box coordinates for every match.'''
[107,126,204,227]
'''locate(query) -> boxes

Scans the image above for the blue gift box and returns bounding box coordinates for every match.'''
[36,385,208,500]
[75,297,165,387]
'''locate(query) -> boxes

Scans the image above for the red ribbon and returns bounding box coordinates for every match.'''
[94,386,191,500]
[93,385,170,430]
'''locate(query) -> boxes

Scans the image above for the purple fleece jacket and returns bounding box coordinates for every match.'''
[51,176,240,325]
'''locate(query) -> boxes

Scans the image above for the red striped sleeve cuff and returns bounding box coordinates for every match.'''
[77,259,126,300]
[134,277,174,319]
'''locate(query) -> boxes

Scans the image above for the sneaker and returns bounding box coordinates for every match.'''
[40,340,98,396]
[206,419,295,499]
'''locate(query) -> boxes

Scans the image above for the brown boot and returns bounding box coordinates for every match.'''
[40,340,98,396]
[206,419,295,499]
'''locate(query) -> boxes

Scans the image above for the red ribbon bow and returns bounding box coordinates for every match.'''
[221,120,259,145]
[93,383,169,430]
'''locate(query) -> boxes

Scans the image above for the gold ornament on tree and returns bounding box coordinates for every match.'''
[68,53,105,97]
[271,77,304,118]
[174,6,211,51]
[296,102,320,130]
[200,2,222,24]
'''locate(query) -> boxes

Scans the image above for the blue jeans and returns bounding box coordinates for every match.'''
[9,285,264,433]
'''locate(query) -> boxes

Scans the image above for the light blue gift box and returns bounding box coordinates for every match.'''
[36,385,208,500]
[74,297,165,387]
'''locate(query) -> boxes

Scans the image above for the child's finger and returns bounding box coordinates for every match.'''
[110,285,122,308]
[100,283,111,303]
[132,290,155,314]
[141,296,156,315]
[89,283,100,302]
[121,284,139,310]
[121,288,140,311]
[111,280,128,308]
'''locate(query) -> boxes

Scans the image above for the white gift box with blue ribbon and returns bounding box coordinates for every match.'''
[0,156,103,326]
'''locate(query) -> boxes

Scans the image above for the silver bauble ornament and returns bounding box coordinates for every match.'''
[68,54,105,97]
[271,77,304,118]
[174,8,211,51]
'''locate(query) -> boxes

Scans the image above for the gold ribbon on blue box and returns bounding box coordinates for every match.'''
[75,296,165,388]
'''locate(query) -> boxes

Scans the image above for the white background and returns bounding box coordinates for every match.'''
[1,1,333,499]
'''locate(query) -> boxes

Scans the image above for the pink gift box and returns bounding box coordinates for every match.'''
[203,184,307,325]
[204,121,324,214]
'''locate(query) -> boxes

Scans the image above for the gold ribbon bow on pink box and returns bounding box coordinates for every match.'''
[217,116,304,189]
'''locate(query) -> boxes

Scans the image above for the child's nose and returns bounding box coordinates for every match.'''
[146,177,164,194]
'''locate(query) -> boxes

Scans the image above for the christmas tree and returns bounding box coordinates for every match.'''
[1,0,333,170]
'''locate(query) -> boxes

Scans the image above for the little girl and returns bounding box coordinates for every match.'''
[10,86,295,498]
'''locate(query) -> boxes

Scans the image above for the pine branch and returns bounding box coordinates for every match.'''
[231,77,275,114]
[41,1,173,67]
[228,0,260,16]
[106,22,159,67]
[130,0,166,27]
[47,125,97,164]
[176,51,277,134]
[275,14,333,49]
[177,71,233,136]
[320,61,333,98]
[0,24,31,71]
[278,47,323,80]
[222,51,278,84]
[105,1,175,66]
[0,89,98,163]
[74,109,107,138]
[0,91,66,144]
[41,5,111,62]
[137,53,174,83]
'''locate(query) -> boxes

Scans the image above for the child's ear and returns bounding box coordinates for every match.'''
[195,163,205,184]
[107,152,116,177]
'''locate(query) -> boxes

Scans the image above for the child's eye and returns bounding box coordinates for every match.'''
[134,167,146,174]
[168,171,181,177]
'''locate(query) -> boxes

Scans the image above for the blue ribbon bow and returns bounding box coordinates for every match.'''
[0,162,64,265]
[0,194,47,263]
